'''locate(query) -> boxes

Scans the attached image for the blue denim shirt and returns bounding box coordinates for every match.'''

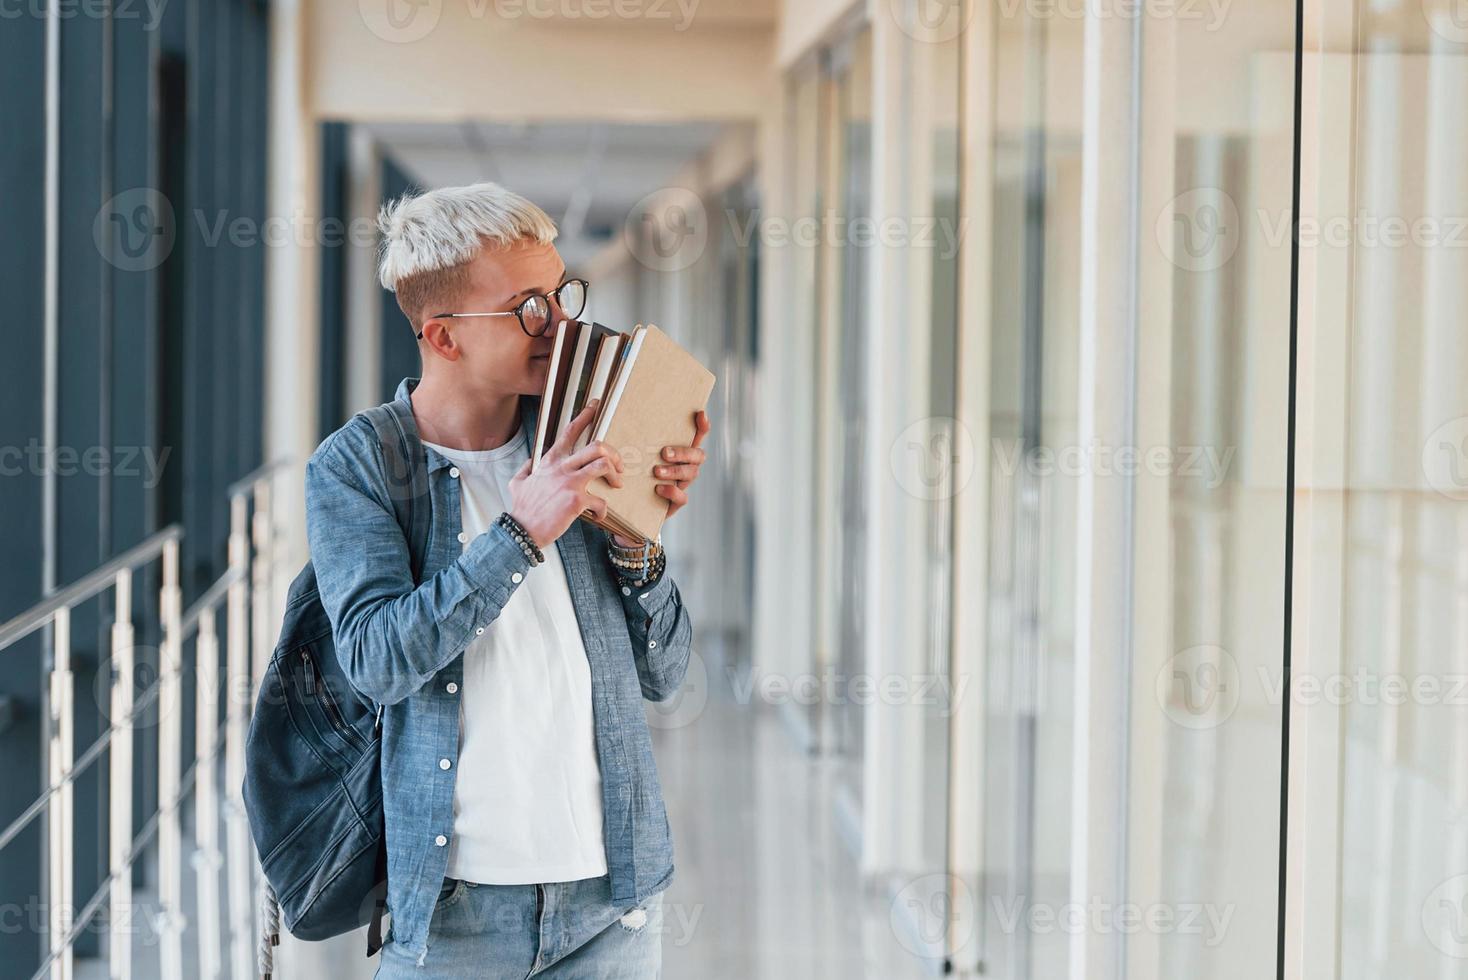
[304,379,689,960]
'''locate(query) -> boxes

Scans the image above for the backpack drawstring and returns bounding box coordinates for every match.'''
[258,881,279,979]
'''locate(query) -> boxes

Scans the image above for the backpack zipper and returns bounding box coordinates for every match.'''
[301,649,367,752]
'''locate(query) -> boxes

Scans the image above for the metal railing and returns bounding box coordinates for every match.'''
[0,458,289,980]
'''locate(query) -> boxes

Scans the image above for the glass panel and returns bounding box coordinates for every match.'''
[1335,6,1468,977]
[981,9,1085,977]
[1144,2,1297,976]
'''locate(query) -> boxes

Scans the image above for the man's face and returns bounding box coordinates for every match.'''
[438,239,570,395]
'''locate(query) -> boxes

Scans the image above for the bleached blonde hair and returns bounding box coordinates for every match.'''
[376,181,558,331]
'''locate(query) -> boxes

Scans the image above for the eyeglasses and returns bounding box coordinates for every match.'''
[418,278,588,340]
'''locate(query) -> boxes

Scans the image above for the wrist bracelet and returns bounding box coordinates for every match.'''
[496,512,545,566]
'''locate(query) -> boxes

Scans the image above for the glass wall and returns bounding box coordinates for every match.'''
[1330,2,1468,977]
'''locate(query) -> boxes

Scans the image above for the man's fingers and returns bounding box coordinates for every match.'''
[564,439,623,473]
[689,409,710,450]
[656,483,689,508]
[570,455,622,489]
[652,463,699,483]
[550,397,601,459]
[659,445,706,466]
[580,493,608,521]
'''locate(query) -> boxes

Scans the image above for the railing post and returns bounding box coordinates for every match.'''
[225,493,255,980]
[158,539,183,980]
[48,605,73,980]
[250,478,273,699]
[194,607,222,980]
[109,570,134,980]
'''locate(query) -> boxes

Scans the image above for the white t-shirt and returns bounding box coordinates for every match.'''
[423,430,608,885]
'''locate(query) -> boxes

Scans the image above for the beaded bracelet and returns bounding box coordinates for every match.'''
[495,512,545,566]
[608,534,665,587]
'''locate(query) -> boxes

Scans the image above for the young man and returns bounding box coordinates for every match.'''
[305,181,708,978]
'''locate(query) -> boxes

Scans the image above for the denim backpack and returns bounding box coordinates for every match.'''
[243,399,430,961]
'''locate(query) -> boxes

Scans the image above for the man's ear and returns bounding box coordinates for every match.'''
[418,319,461,361]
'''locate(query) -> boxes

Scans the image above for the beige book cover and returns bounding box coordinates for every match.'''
[586,323,715,541]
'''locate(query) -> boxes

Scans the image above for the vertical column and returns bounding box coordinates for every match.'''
[110,570,135,980]
[1070,2,1145,978]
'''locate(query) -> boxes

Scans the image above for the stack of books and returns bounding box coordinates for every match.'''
[532,320,715,542]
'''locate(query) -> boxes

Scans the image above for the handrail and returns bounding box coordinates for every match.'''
[180,564,244,637]
[0,524,183,650]
[226,456,290,499]
[0,677,163,853]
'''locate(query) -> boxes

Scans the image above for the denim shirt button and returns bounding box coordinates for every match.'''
[475,627,485,636]
[621,586,631,596]
[446,682,459,694]
[511,572,524,584]
[434,834,448,847]
[449,467,460,479]
[439,758,451,770]
[649,640,657,649]
[457,531,469,544]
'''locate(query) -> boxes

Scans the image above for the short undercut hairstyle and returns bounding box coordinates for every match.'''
[377,181,558,331]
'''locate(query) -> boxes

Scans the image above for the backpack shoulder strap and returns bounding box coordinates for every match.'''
[360,400,432,585]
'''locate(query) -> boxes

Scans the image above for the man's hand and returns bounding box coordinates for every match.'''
[508,400,624,549]
[610,409,709,548]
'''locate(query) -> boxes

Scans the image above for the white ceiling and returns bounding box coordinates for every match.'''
[365,119,730,269]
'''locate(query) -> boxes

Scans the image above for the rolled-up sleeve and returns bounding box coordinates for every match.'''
[305,450,530,706]
[614,564,692,702]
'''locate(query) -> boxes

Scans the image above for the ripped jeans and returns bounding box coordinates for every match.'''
[374,874,663,979]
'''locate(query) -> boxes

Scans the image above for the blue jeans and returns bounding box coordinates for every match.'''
[375,874,663,978]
